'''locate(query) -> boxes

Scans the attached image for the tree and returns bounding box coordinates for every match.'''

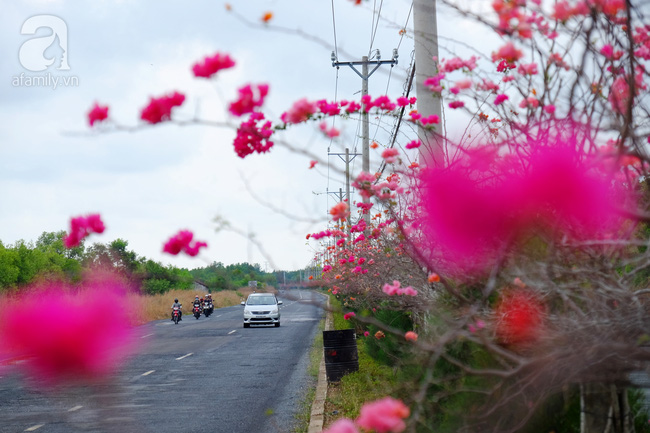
[0,243,20,289]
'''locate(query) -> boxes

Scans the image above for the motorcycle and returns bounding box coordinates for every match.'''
[172,306,181,324]
[203,301,213,317]
[193,304,202,319]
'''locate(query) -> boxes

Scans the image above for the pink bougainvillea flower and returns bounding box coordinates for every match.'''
[382,148,400,163]
[401,287,418,296]
[423,73,445,93]
[494,94,509,105]
[495,290,545,346]
[420,114,440,126]
[229,83,269,117]
[608,73,645,115]
[309,160,318,169]
[383,280,401,296]
[317,99,341,116]
[319,121,341,138]
[448,101,465,109]
[404,331,418,342]
[356,397,410,433]
[322,418,359,433]
[364,331,370,337]
[281,98,318,124]
[345,101,362,114]
[63,213,105,248]
[519,96,540,109]
[417,123,635,275]
[405,140,421,149]
[396,96,417,107]
[492,41,523,63]
[543,104,556,114]
[343,312,356,320]
[517,62,538,75]
[439,56,478,73]
[163,230,208,257]
[192,52,235,78]
[87,103,109,127]
[140,91,185,124]
[478,78,500,92]
[383,280,416,296]
[233,112,274,158]
[0,276,140,385]
[454,78,473,90]
[330,202,350,222]
[600,44,615,60]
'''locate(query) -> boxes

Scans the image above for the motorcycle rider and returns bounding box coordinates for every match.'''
[193,295,202,312]
[171,298,182,321]
[205,293,214,312]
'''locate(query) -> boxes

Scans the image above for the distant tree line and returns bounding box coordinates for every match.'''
[0,231,296,295]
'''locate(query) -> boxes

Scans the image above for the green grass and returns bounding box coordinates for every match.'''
[324,294,401,427]
[292,317,326,433]
[330,296,352,331]
[325,338,399,421]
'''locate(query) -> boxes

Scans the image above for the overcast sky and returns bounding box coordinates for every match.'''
[0,0,494,271]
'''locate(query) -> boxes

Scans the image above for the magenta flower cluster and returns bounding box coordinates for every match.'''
[162,230,208,257]
[63,214,105,248]
[229,83,269,117]
[192,52,235,78]
[233,112,274,158]
[140,91,186,124]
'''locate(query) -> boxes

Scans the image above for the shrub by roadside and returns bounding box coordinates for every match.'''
[323,294,404,429]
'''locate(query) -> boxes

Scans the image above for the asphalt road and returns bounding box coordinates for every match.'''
[0,289,325,433]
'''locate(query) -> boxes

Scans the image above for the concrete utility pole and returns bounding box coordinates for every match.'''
[332,51,398,174]
[328,147,360,239]
[331,51,398,226]
[413,0,444,167]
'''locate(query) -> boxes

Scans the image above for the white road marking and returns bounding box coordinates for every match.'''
[67,405,83,412]
[228,330,236,335]
[176,353,193,360]
[216,314,222,317]
[140,333,154,339]
[142,370,155,376]
[25,425,44,432]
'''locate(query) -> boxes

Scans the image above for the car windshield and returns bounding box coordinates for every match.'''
[246,296,276,306]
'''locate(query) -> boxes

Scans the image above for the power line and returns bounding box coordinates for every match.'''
[331,0,339,59]
[371,2,413,143]
[369,0,385,56]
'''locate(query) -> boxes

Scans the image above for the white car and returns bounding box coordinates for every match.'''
[241,293,283,328]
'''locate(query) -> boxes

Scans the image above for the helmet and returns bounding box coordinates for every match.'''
[195,295,199,298]
[174,298,179,303]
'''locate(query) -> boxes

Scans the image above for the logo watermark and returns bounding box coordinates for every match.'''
[12,15,79,89]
